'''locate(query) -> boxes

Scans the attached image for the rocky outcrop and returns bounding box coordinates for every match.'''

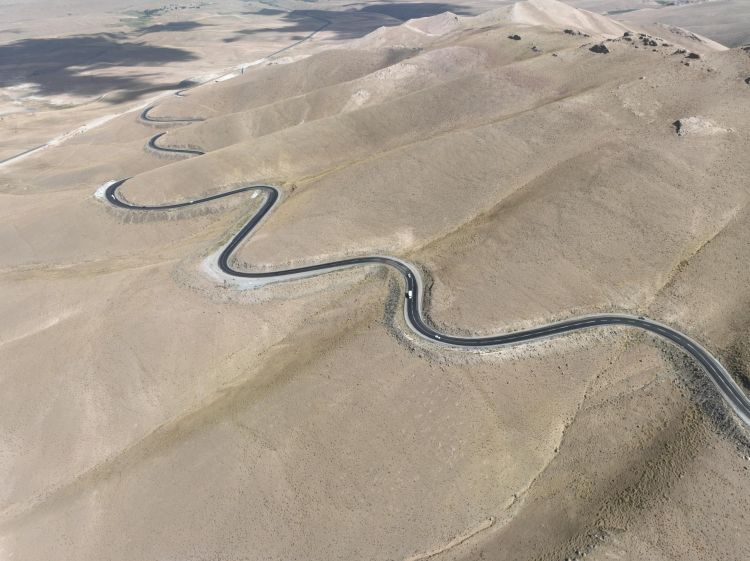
[673,117,731,137]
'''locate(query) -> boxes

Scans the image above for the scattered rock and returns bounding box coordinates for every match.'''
[623,31,632,37]
[508,34,522,40]
[745,77,750,84]
[623,37,632,41]
[531,45,541,52]
[673,116,732,137]
[564,29,575,34]
[648,39,658,46]
[674,49,687,55]
[686,52,701,59]
[589,44,609,54]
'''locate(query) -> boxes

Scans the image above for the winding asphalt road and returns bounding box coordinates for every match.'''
[104,16,750,430]
[147,132,205,156]
[140,106,204,124]
[105,171,750,428]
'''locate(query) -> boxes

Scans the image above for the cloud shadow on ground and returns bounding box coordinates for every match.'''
[356,2,477,20]
[0,33,198,101]
[231,3,475,44]
[1,3,481,103]
[139,21,213,34]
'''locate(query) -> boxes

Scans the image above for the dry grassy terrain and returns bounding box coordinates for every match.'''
[1,0,750,559]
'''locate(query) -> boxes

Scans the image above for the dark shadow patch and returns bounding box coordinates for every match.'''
[243,8,288,16]
[139,21,213,34]
[0,33,198,101]
[236,26,300,35]
[355,2,476,20]
[237,4,476,42]
[677,352,750,453]
[176,77,201,88]
[224,26,310,42]
[223,15,323,43]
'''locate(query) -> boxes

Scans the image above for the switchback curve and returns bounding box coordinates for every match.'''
[147,132,205,156]
[103,176,750,428]
[140,106,204,124]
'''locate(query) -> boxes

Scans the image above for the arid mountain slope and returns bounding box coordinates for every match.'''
[1,1,749,560]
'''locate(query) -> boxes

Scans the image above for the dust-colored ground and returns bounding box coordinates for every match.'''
[0,0,427,162]
[566,0,750,48]
[2,0,750,559]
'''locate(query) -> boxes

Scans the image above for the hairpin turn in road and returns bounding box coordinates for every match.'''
[104,171,750,429]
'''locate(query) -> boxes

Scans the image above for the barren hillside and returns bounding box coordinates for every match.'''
[1,1,750,559]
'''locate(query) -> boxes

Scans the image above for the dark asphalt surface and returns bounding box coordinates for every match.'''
[147,132,205,156]
[0,143,48,166]
[140,106,204,123]
[105,179,750,427]
[113,26,750,429]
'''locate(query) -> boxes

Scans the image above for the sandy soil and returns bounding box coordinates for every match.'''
[2,1,750,559]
